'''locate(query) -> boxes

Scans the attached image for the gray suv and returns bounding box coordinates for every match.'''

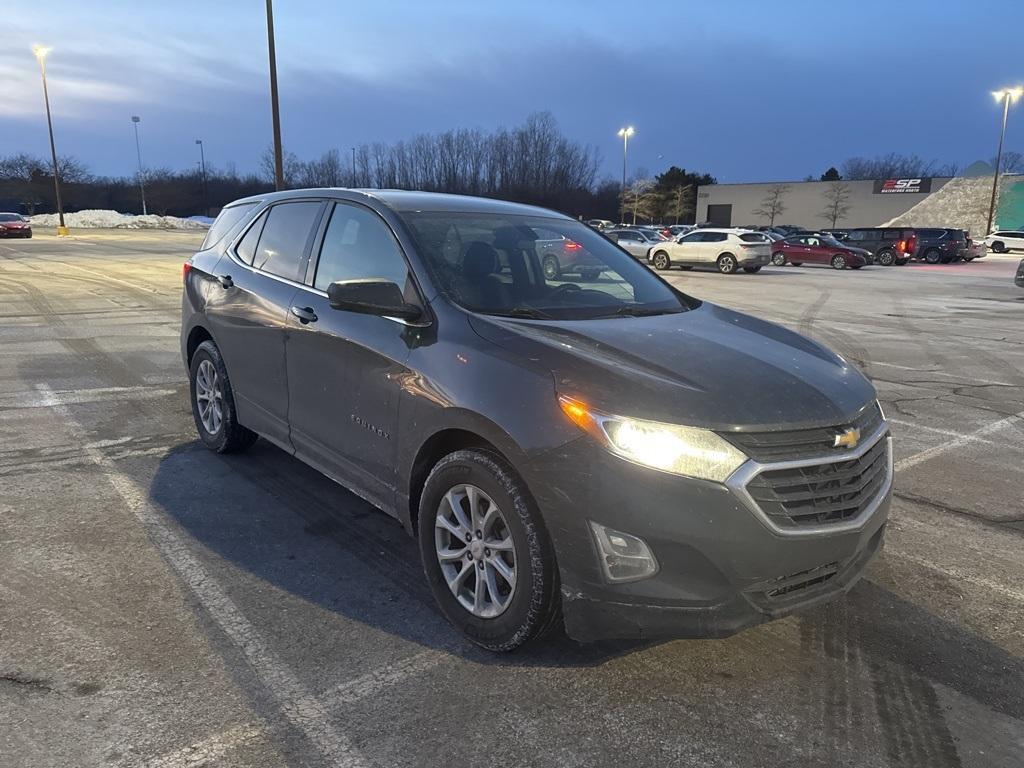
[181,190,892,651]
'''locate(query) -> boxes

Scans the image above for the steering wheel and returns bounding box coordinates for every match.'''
[548,283,583,299]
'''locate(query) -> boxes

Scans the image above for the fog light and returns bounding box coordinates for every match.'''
[589,522,658,583]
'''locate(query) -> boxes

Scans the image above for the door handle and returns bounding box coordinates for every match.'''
[217,274,233,288]
[290,305,318,324]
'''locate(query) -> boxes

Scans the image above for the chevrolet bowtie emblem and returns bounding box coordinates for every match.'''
[833,427,861,450]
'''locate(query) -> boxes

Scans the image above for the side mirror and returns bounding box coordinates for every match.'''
[326,279,422,321]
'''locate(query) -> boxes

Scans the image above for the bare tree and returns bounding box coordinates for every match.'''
[753,184,790,226]
[259,146,301,187]
[820,181,852,228]
[993,150,1024,174]
[664,184,695,224]
[841,153,957,180]
[619,179,656,224]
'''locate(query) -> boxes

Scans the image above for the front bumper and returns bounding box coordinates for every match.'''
[0,228,31,238]
[524,431,891,642]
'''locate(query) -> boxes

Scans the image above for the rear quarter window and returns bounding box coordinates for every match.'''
[739,233,769,242]
[201,202,258,250]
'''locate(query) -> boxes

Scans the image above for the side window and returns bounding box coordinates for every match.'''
[679,233,703,243]
[806,237,820,246]
[882,230,900,241]
[846,231,865,242]
[203,202,258,250]
[706,232,728,242]
[252,201,323,280]
[314,203,410,293]
[235,211,267,265]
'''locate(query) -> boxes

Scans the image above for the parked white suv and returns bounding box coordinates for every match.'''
[649,229,772,274]
[985,230,1024,253]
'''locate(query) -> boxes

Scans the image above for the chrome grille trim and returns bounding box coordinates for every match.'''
[725,420,893,537]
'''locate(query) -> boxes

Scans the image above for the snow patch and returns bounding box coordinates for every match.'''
[882,176,1013,235]
[29,209,210,230]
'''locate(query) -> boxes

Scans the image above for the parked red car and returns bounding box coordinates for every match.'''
[0,213,32,238]
[771,234,867,269]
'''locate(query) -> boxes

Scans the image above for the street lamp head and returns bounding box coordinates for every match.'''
[617,126,635,138]
[195,139,202,145]
[131,115,141,123]
[993,87,1024,103]
[32,45,52,63]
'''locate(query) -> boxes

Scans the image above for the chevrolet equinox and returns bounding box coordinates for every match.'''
[181,190,892,652]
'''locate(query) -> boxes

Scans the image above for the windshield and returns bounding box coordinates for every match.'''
[0,214,23,222]
[398,211,692,320]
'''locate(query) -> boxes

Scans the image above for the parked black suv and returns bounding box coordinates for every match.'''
[181,189,891,651]
[912,228,969,264]
[833,228,916,266]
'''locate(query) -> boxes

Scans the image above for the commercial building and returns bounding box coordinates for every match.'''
[695,177,954,230]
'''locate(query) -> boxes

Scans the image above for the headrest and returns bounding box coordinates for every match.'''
[463,241,500,278]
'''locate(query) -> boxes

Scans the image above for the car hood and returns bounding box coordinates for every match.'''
[469,302,875,432]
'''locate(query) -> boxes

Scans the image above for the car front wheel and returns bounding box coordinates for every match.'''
[831,254,846,270]
[189,340,258,453]
[771,252,787,266]
[418,449,560,652]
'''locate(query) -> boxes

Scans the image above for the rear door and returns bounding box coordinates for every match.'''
[802,235,829,264]
[284,200,425,513]
[203,199,325,448]
[701,232,729,263]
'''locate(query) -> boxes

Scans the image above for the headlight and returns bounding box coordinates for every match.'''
[558,395,748,482]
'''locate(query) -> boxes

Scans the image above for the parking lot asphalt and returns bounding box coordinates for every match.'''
[1,229,1022,768]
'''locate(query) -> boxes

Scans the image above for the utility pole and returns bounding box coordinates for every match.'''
[195,139,208,216]
[32,45,67,235]
[131,116,147,215]
[265,0,284,190]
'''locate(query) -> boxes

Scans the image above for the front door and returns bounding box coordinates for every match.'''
[285,200,424,513]
[203,199,324,448]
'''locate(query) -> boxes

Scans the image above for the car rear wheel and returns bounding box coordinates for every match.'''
[418,449,560,652]
[877,249,895,266]
[924,248,941,264]
[717,253,737,274]
[189,340,258,453]
[831,254,847,269]
[652,251,671,270]
[771,252,787,266]
[541,255,561,280]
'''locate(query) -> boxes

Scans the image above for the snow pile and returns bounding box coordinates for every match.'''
[29,209,210,230]
[882,176,1012,236]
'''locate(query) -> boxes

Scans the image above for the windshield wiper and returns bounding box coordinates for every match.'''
[600,305,684,318]
[493,306,554,320]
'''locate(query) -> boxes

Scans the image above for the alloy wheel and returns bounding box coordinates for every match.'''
[434,484,517,618]
[772,252,786,266]
[195,359,224,435]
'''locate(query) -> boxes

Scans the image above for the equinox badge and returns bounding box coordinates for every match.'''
[833,427,861,450]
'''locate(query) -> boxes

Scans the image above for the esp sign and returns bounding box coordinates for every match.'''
[873,178,932,194]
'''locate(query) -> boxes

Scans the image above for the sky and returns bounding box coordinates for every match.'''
[2,0,1023,184]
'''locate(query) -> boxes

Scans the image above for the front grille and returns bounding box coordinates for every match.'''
[744,435,889,528]
[720,402,883,462]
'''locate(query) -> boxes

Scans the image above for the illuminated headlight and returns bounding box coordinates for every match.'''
[558,396,748,482]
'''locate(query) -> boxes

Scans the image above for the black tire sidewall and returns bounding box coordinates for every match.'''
[653,251,670,270]
[417,449,557,652]
[832,255,845,269]
[542,256,560,279]
[189,340,251,453]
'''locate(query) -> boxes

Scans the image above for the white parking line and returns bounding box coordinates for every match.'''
[894,410,1024,472]
[885,550,1024,603]
[870,361,1017,387]
[322,650,447,707]
[140,724,264,768]
[36,384,368,768]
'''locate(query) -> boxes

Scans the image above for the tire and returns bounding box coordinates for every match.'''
[541,255,561,280]
[189,340,258,453]
[717,253,737,274]
[877,249,895,266]
[791,262,803,267]
[417,449,560,652]
[850,265,862,270]
[992,241,1006,253]
[743,266,762,273]
[924,248,941,264]
[831,254,846,270]
[771,252,787,266]
[652,251,671,271]
[895,258,909,266]
[963,257,974,262]
[580,268,601,281]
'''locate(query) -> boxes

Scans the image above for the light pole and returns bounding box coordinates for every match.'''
[617,126,635,191]
[195,139,208,216]
[32,45,68,235]
[986,87,1023,236]
[265,0,284,190]
[130,116,147,215]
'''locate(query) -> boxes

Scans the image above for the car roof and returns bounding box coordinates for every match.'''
[224,188,568,219]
